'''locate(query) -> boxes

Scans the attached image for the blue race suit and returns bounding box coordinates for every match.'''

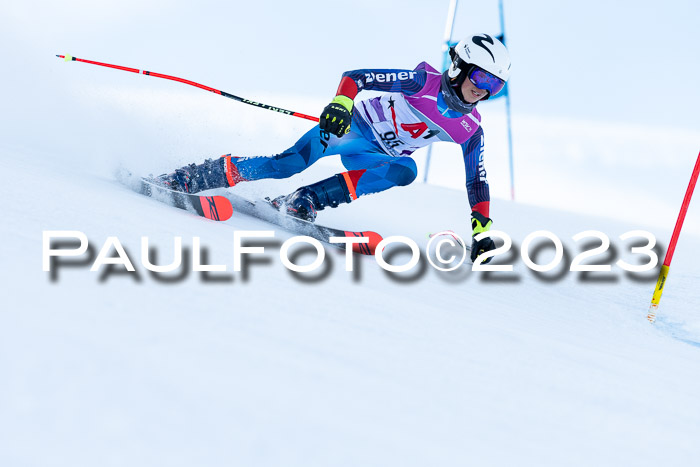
[231,62,490,216]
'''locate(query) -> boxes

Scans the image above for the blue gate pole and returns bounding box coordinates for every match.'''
[499,0,516,201]
[424,0,459,183]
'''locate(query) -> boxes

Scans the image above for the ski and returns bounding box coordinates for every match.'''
[124,175,234,221]
[116,170,379,253]
[225,193,382,255]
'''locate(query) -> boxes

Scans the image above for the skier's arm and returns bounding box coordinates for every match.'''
[320,68,428,137]
[462,127,497,264]
[461,127,490,217]
[335,68,428,99]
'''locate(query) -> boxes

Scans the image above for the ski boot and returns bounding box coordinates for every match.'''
[270,174,354,222]
[152,155,243,194]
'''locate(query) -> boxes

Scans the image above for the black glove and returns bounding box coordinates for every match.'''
[319,96,353,137]
[470,212,496,264]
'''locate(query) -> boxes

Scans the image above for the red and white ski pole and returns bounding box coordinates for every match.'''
[648,150,700,323]
[56,54,320,123]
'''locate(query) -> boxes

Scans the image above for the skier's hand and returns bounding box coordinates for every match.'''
[320,95,353,137]
[470,211,496,264]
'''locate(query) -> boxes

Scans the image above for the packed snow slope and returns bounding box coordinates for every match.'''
[2,140,700,466]
[1,45,700,467]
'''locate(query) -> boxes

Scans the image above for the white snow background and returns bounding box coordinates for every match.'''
[1,1,699,466]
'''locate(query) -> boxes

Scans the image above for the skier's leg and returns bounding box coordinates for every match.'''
[232,126,337,181]
[339,153,418,196]
[152,125,322,193]
[272,153,417,221]
[153,122,374,193]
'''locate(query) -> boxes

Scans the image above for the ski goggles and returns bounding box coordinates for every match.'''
[468,66,506,96]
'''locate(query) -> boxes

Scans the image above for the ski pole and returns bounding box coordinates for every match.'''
[648,150,700,323]
[56,54,320,123]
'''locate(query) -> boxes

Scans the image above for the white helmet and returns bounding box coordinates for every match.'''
[447,33,511,98]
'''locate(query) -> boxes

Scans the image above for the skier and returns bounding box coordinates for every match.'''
[154,33,511,262]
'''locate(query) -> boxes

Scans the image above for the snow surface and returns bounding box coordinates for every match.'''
[3,135,700,466]
[2,43,700,467]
